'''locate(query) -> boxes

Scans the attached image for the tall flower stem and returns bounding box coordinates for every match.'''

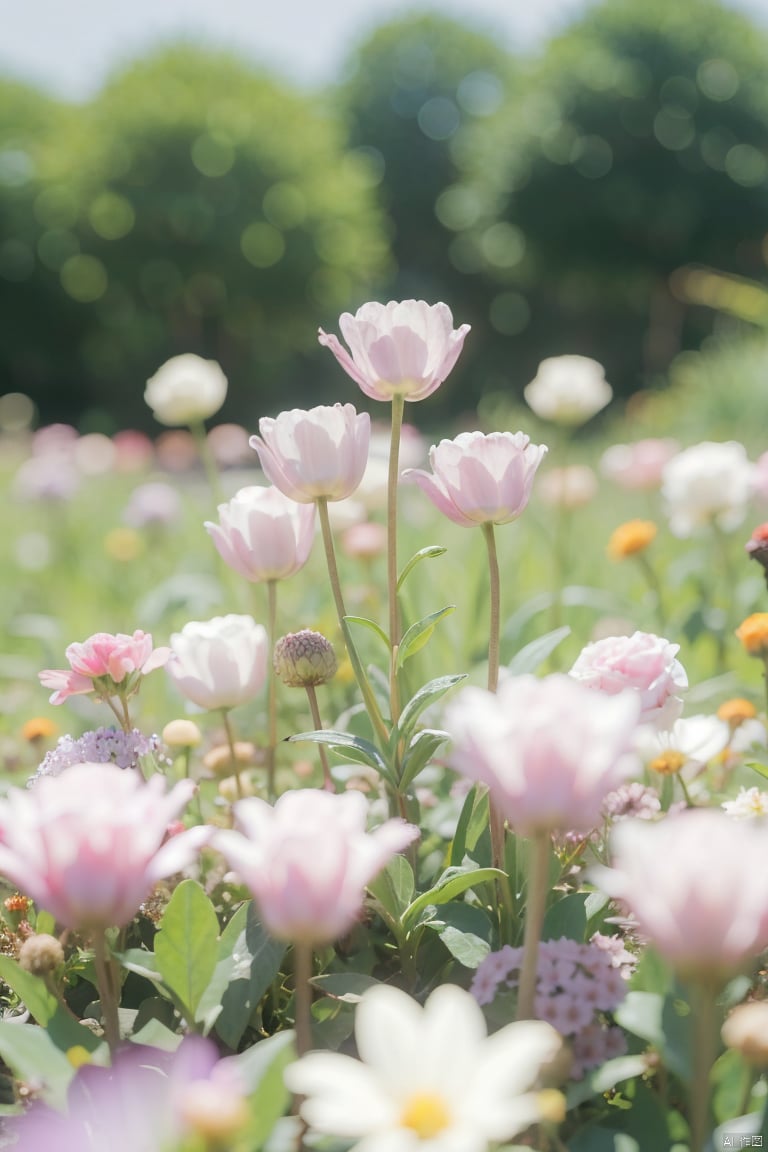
[635,551,667,633]
[482,522,501,693]
[316,498,390,750]
[293,941,314,1059]
[689,979,719,1152]
[266,579,278,801]
[516,832,551,1021]
[93,931,121,1056]
[221,708,244,801]
[387,394,406,725]
[190,419,225,508]
[305,684,334,791]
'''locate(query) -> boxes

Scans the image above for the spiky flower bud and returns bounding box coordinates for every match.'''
[273,630,337,688]
[18,933,64,976]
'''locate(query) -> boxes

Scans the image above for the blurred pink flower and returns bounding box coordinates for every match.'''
[40,630,170,705]
[599,438,680,491]
[591,809,768,982]
[318,299,470,402]
[569,631,688,729]
[403,431,547,527]
[446,675,640,835]
[123,481,182,528]
[250,404,370,503]
[8,1035,245,1152]
[536,464,598,508]
[205,485,315,582]
[167,614,268,712]
[0,762,205,930]
[213,789,418,944]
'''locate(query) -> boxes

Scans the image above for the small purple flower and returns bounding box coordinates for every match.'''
[30,727,168,785]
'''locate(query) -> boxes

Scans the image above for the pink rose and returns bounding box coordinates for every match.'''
[40,630,170,704]
[569,631,687,728]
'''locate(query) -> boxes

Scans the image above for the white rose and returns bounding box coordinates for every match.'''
[145,353,227,426]
[662,440,754,537]
[524,354,612,425]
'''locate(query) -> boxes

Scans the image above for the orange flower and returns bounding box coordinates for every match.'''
[717,698,758,727]
[736,614,768,657]
[20,717,59,742]
[607,520,657,561]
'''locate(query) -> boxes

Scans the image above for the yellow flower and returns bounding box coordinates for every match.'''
[607,519,657,560]
[736,614,768,657]
[717,697,757,727]
[104,528,145,562]
[21,717,59,742]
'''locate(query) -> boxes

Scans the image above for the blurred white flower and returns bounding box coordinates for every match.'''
[722,787,768,819]
[537,464,598,508]
[145,353,227,426]
[662,441,754,537]
[525,355,612,425]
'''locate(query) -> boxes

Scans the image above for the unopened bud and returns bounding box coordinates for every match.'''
[273,629,337,687]
[162,719,203,748]
[18,933,65,976]
[722,1002,768,1066]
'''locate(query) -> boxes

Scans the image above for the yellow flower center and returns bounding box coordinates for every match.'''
[649,750,686,776]
[400,1092,452,1139]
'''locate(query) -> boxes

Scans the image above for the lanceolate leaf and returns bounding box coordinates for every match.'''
[401,865,505,934]
[397,673,467,744]
[396,606,455,670]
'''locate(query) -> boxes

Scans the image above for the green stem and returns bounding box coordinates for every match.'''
[689,979,719,1152]
[516,832,551,1021]
[317,496,348,625]
[293,941,314,1059]
[92,931,121,1056]
[635,550,667,633]
[482,522,501,693]
[266,579,278,802]
[305,684,334,791]
[191,419,225,508]
[221,708,244,801]
[387,395,405,726]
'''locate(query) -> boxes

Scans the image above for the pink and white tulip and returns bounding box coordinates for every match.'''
[319,299,470,403]
[0,762,205,930]
[569,631,688,729]
[600,439,680,491]
[40,630,170,705]
[213,789,418,944]
[446,675,640,836]
[403,431,547,527]
[167,615,268,712]
[591,810,768,982]
[205,485,315,583]
[250,404,370,503]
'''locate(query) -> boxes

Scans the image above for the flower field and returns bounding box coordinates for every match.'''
[2,301,768,1151]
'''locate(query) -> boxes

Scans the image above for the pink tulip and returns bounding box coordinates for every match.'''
[319,299,470,402]
[591,810,768,982]
[40,630,170,705]
[569,631,688,729]
[0,762,206,930]
[250,404,370,503]
[205,485,315,582]
[212,789,419,944]
[403,431,547,527]
[599,438,680,491]
[167,615,268,711]
[446,675,640,835]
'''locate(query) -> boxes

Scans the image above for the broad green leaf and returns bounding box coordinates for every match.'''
[450,784,479,867]
[402,865,505,933]
[397,545,447,592]
[0,955,102,1055]
[542,892,589,942]
[367,854,414,927]
[154,879,219,1023]
[396,606,455,670]
[343,615,390,652]
[130,1018,182,1051]
[399,729,449,791]
[566,1055,654,1109]
[614,991,665,1047]
[0,1020,77,1107]
[113,947,162,984]
[309,973,382,1003]
[747,758,768,782]
[288,729,392,782]
[423,902,493,969]
[234,1032,295,1150]
[215,902,286,1050]
[506,626,571,676]
[397,673,467,744]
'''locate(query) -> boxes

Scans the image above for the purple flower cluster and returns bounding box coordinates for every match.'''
[602,782,662,821]
[30,727,168,785]
[471,934,635,1079]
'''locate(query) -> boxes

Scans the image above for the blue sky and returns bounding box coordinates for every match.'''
[4,0,768,101]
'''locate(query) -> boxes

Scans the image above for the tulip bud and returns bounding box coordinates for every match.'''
[273,630,337,687]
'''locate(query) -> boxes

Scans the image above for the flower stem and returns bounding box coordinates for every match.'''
[266,579,278,801]
[387,394,405,657]
[221,708,244,801]
[689,979,719,1152]
[516,832,551,1020]
[92,931,121,1056]
[635,550,667,633]
[482,522,501,693]
[317,497,348,624]
[305,684,334,791]
[191,419,225,508]
[293,941,314,1059]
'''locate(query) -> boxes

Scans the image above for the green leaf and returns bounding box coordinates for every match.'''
[233,1031,295,1150]
[396,606,455,670]
[542,892,589,942]
[0,1020,78,1107]
[423,902,493,969]
[309,973,382,1003]
[565,1054,651,1109]
[154,879,219,1023]
[0,955,102,1055]
[288,728,392,783]
[399,729,449,791]
[397,673,467,745]
[113,947,163,984]
[215,902,286,1050]
[397,545,447,591]
[343,615,390,652]
[747,758,768,782]
[402,865,505,933]
[506,626,571,676]
[367,854,414,928]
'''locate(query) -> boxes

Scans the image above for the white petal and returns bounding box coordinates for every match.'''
[285,1053,395,1136]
